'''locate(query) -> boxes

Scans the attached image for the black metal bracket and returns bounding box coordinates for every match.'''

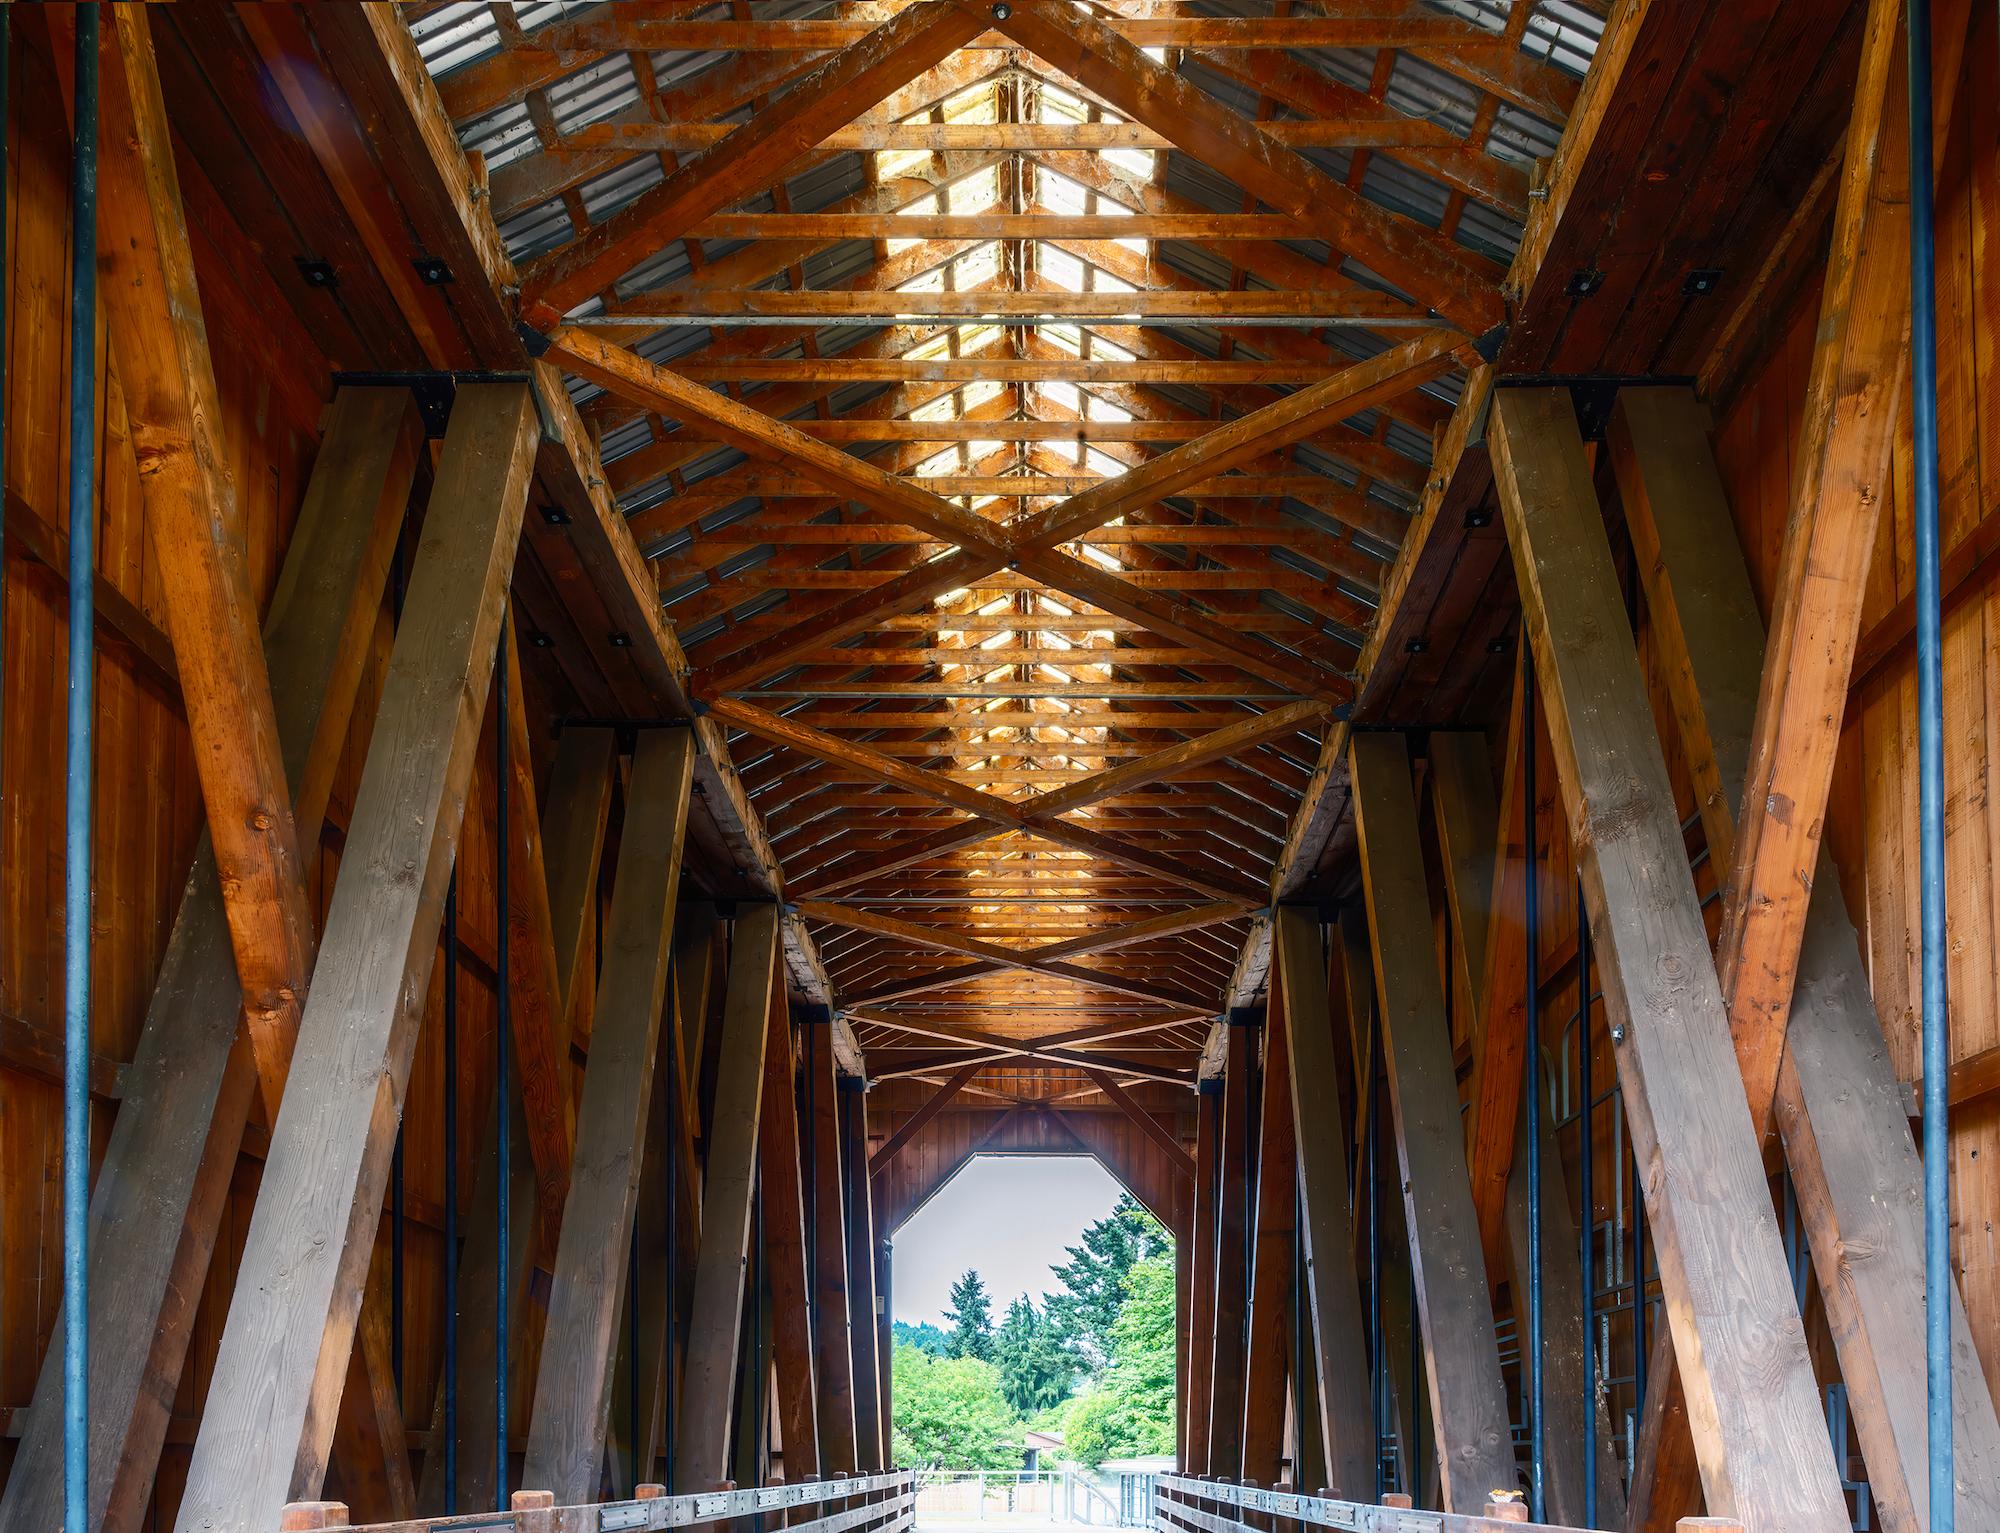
[330,370,535,439]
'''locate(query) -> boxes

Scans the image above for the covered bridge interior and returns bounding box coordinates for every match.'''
[0,3,1994,1533]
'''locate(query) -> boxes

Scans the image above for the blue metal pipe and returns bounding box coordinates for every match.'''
[1523,679,1544,1521]
[443,872,459,1511]
[1576,875,1596,1529]
[64,13,99,1530]
[666,1002,678,1495]
[1,5,12,853]
[391,529,408,1401]
[496,619,511,1509]
[1907,0,1952,1525]
[1365,1018,1383,1501]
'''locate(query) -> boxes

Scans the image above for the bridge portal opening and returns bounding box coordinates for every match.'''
[888,1155,1177,1528]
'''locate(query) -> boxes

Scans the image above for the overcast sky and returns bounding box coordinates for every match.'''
[892,1155,1125,1327]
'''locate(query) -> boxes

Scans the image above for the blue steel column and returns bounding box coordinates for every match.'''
[1523,673,1545,1521]
[1907,0,1953,1526]
[496,618,512,1508]
[63,12,99,1531]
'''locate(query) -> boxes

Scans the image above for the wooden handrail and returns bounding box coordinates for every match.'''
[1155,1474,1739,1533]
[280,1471,917,1533]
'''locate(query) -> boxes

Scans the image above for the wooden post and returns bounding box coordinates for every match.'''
[169,383,539,1533]
[843,1078,887,1471]
[425,721,616,1514]
[1271,908,1375,1498]
[98,3,315,1117]
[760,1000,821,1480]
[1206,1020,1254,1478]
[523,729,696,1502]
[1427,730,1626,1529]
[1609,384,2000,1533]
[1488,385,1850,1533]
[1184,1085,1221,1472]
[675,904,785,1490]
[806,1018,859,1472]
[1348,732,1517,1512]
[0,388,423,1533]
[1241,963,1297,1488]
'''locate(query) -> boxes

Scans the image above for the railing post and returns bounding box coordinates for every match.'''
[278,1502,349,1531]
[511,1487,555,1533]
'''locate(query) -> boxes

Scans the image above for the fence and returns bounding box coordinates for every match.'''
[276,1469,917,1533]
[914,1470,1134,1526]
[1153,1474,1743,1533]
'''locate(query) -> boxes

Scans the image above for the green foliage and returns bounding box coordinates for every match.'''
[889,1343,1022,1470]
[1056,1250,1178,1467]
[992,1296,1080,1414]
[893,1197,1177,1473]
[1045,1195,1170,1368]
[893,1319,950,1357]
[945,1269,996,1360]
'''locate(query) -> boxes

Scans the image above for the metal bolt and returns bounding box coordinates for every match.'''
[1611,1023,1628,1044]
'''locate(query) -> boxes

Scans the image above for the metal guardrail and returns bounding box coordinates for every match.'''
[1154,1474,1742,1533]
[279,1470,918,1533]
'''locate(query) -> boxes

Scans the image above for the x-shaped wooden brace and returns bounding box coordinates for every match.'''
[799,896,1249,1010]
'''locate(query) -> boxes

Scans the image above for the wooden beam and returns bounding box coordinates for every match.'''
[488,629,580,1252]
[101,6,315,1121]
[562,328,1356,702]
[0,388,421,1533]
[520,0,988,324]
[675,903,785,1492]
[1011,330,1457,549]
[758,1000,821,1480]
[804,1021,859,1472]
[868,1063,984,1179]
[1272,907,1375,1497]
[842,1080,888,1469]
[1714,0,1969,1138]
[549,119,1476,153]
[1205,1022,1253,1478]
[1081,1069,1195,1180]
[523,730,696,1502]
[1488,385,1850,1533]
[1183,1085,1220,1473]
[1348,733,1516,1512]
[1608,384,2000,1533]
[1238,962,1296,1489]
[981,0,1503,337]
[169,384,539,1533]
[640,357,1440,385]
[1427,728,1626,1529]
[424,725,616,1515]
[600,286,1438,322]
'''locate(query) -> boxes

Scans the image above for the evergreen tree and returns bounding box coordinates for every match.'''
[944,1269,995,1360]
[991,1295,1079,1413]
[1045,1194,1169,1367]
[1059,1249,1178,1466]
[892,1319,950,1357]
